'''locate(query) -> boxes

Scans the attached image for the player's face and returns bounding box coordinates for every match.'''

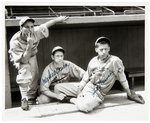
[52,51,64,64]
[21,21,34,36]
[95,43,110,60]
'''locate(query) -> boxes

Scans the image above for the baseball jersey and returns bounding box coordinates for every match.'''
[8,24,49,68]
[82,55,127,96]
[40,60,85,92]
[8,24,49,82]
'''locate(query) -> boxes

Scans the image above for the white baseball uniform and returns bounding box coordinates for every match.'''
[74,55,128,112]
[37,60,85,103]
[8,24,49,100]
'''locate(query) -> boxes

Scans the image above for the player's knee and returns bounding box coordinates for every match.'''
[75,95,100,113]
[75,99,94,112]
[77,102,93,113]
[36,94,50,104]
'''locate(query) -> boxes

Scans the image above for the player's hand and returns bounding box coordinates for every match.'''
[57,16,69,23]
[57,93,66,101]
[27,32,34,46]
[90,72,101,84]
[127,90,145,104]
[15,63,20,69]
[90,74,95,83]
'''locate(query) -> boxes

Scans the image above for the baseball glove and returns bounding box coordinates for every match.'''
[127,90,145,104]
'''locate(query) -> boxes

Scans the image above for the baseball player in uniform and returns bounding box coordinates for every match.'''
[36,46,85,104]
[69,37,145,112]
[8,16,68,110]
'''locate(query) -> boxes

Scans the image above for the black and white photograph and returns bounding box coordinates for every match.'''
[1,0,149,121]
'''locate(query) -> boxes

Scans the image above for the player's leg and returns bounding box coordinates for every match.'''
[73,82,103,112]
[54,82,80,97]
[27,56,39,105]
[36,94,53,104]
[18,83,29,111]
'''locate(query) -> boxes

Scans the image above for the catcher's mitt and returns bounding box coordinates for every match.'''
[127,90,145,104]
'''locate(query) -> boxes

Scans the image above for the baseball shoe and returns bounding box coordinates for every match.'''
[21,98,29,111]
[70,98,77,104]
[36,99,39,105]
[28,98,36,105]
[61,96,72,103]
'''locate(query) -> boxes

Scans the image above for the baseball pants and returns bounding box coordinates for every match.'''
[72,82,104,112]
[17,55,39,100]
[37,82,80,104]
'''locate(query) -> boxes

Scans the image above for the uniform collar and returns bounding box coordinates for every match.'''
[97,54,111,63]
[50,61,65,70]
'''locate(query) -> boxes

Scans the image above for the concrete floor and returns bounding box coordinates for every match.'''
[33,103,148,121]
[11,77,145,108]
[2,91,148,121]
[2,77,147,121]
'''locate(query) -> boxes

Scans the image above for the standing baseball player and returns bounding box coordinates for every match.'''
[69,37,145,112]
[8,16,68,111]
[36,46,85,104]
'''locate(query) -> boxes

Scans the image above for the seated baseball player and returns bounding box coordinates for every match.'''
[69,37,145,112]
[36,46,85,104]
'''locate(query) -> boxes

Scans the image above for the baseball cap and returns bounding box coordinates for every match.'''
[51,46,65,55]
[95,36,111,46]
[19,16,35,26]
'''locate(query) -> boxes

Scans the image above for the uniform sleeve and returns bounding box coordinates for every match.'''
[69,62,85,80]
[34,24,49,40]
[40,67,51,92]
[8,40,24,68]
[81,61,92,82]
[113,58,127,82]
[82,70,90,83]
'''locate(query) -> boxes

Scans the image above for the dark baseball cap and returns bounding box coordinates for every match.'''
[95,36,111,46]
[51,46,65,55]
[19,16,35,26]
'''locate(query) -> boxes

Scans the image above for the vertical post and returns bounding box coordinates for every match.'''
[5,28,12,109]
[131,77,135,89]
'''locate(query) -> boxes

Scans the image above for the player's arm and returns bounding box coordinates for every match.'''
[77,61,93,94]
[113,58,131,96]
[77,70,91,95]
[41,81,66,101]
[40,68,66,101]
[20,33,34,63]
[42,90,66,101]
[116,67,131,96]
[43,16,68,29]
[79,71,89,87]
[120,79,131,97]
[68,61,85,80]
[120,75,145,104]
